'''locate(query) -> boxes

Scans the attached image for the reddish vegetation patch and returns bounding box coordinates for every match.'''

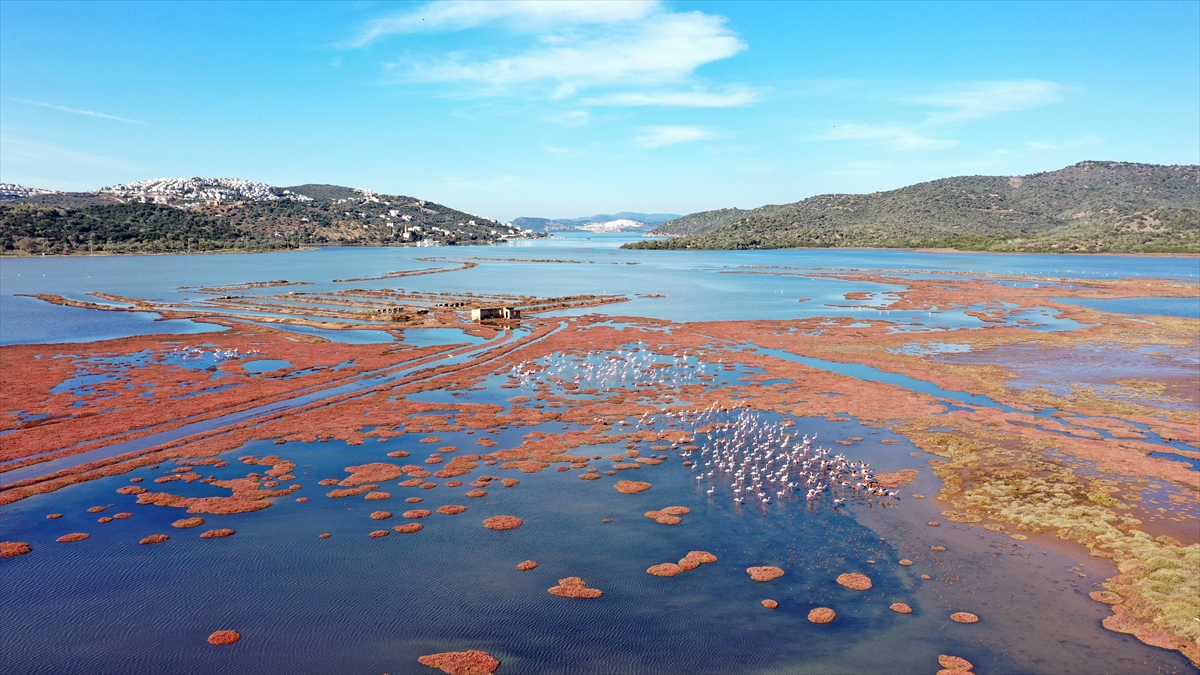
[578,473,600,481]
[684,551,717,565]
[928,521,941,527]
[406,497,424,503]
[56,533,89,543]
[386,450,411,458]
[116,486,146,495]
[87,506,107,513]
[199,529,235,539]
[46,514,62,519]
[318,479,339,486]
[677,557,700,571]
[417,650,500,675]
[516,560,538,571]
[97,517,113,523]
[399,479,423,487]
[445,481,463,487]
[393,523,423,533]
[319,533,331,539]
[466,490,488,498]
[368,530,389,538]
[899,559,914,566]
[939,655,974,671]
[365,491,391,501]
[172,517,205,529]
[425,457,444,464]
[483,515,523,530]
[548,577,602,599]
[437,505,467,515]
[113,512,133,519]
[421,482,437,489]
[501,478,519,487]
[837,573,873,590]
[762,599,779,609]
[1090,591,1122,605]
[326,486,375,498]
[1,541,32,557]
[296,497,309,503]
[614,480,651,494]
[340,462,404,486]
[370,511,392,520]
[808,607,837,624]
[404,509,432,518]
[921,574,932,580]
[747,566,785,582]
[950,612,980,624]
[647,563,683,577]
[931,546,947,552]
[875,469,919,488]
[207,630,240,646]
[655,514,681,525]
[661,506,690,515]
[140,534,169,545]
[890,603,913,614]
[420,436,441,443]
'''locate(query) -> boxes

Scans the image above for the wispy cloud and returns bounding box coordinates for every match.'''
[13,98,145,124]
[823,124,956,151]
[361,1,748,107]
[1025,134,1103,151]
[635,125,713,148]
[584,86,757,108]
[352,0,655,46]
[545,110,590,127]
[906,80,1064,124]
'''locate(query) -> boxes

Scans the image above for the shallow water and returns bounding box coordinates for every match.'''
[2,241,1198,674]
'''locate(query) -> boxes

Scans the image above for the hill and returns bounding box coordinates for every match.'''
[513,212,681,233]
[1,178,541,255]
[631,162,1199,253]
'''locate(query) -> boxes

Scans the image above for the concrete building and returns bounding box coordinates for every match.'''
[471,307,521,321]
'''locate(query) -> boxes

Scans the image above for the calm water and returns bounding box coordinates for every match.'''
[1,240,1197,674]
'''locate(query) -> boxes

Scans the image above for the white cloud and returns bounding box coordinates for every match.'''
[906,80,1064,124]
[1025,134,1103,151]
[407,11,745,88]
[823,124,956,151]
[545,110,590,127]
[635,125,713,148]
[584,86,757,108]
[352,1,656,46]
[13,98,144,124]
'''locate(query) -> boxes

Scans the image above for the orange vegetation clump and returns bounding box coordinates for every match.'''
[747,566,784,582]
[199,529,235,538]
[296,497,309,503]
[207,630,240,646]
[46,514,62,519]
[548,577,602,598]
[1,541,31,557]
[685,551,717,564]
[406,497,423,503]
[578,473,600,481]
[340,462,404,485]
[808,607,836,624]
[950,612,979,624]
[386,450,410,458]
[56,533,89,542]
[87,506,106,513]
[483,515,522,530]
[319,533,331,539]
[647,563,682,577]
[113,512,133,519]
[172,517,205,529]
[875,469,918,488]
[417,650,499,675]
[97,517,113,523]
[437,505,467,515]
[899,559,914,566]
[404,509,432,518]
[516,560,537,571]
[370,511,392,520]
[445,481,462,487]
[501,478,519,487]
[890,603,913,614]
[614,480,651,494]
[762,599,779,609]
[466,490,488,498]
[116,486,146,495]
[939,655,974,671]
[368,530,389,538]
[365,491,391,501]
[140,534,169,545]
[837,573,873,590]
[393,523,423,533]
[139,475,292,514]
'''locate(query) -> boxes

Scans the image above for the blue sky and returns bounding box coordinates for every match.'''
[1,0,1197,221]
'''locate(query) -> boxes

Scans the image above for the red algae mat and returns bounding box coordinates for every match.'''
[418,650,499,675]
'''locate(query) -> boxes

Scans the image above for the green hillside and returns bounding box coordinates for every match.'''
[1,182,535,255]
[632,162,1199,253]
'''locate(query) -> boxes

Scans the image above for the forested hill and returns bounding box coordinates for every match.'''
[1,178,539,255]
[630,161,1199,253]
